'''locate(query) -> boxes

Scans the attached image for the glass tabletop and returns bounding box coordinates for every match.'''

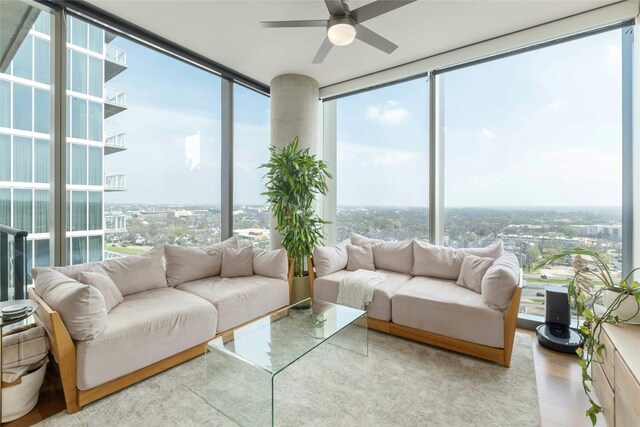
[207,298,366,376]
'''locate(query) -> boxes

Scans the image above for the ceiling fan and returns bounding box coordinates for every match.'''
[260,0,416,64]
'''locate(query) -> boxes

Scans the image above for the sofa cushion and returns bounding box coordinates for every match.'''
[313,269,412,321]
[164,236,239,287]
[34,268,107,341]
[350,232,382,246]
[456,255,494,294]
[482,252,520,311]
[176,275,289,333]
[32,262,102,281]
[313,240,349,278]
[77,270,124,312]
[412,240,504,280]
[372,239,413,274]
[221,246,254,278]
[253,248,289,281]
[392,277,505,348]
[75,287,217,390]
[99,247,167,296]
[346,244,375,271]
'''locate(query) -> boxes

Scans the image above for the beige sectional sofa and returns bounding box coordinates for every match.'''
[311,233,522,367]
[29,236,291,413]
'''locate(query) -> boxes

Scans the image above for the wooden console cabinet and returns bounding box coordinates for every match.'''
[592,323,640,426]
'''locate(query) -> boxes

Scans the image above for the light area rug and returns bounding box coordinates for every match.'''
[37,331,540,427]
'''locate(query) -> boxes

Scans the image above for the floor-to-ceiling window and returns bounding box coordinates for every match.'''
[85,19,223,259]
[0,5,54,277]
[233,84,270,248]
[438,29,623,317]
[335,78,429,242]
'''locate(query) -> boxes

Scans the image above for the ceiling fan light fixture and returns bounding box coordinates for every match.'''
[327,17,357,46]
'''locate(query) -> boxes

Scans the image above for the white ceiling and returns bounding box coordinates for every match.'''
[87,0,619,88]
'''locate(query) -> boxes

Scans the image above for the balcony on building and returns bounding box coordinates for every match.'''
[105,44,127,81]
[105,214,127,233]
[104,87,127,118]
[104,30,118,44]
[104,129,127,155]
[104,173,127,192]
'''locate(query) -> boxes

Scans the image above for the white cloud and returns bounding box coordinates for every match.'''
[547,99,566,111]
[365,100,409,125]
[481,128,495,140]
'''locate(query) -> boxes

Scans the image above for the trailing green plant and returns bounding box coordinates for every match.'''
[535,248,640,425]
[260,136,332,277]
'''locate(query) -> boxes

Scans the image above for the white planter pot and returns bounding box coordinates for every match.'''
[1,361,48,423]
[603,290,640,324]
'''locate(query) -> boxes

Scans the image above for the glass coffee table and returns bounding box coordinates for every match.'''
[202,298,367,426]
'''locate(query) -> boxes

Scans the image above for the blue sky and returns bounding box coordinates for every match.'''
[104,27,622,208]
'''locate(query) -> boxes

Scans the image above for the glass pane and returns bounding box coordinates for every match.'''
[13,83,33,131]
[88,236,103,262]
[72,191,87,231]
[34,88,50,133]
[71,144,87,185]
[71,50,88,94]
[34,239,50,267]
[34,37,50,84]
[102,27,222,257]
[34,139,49,183]
[71,17,88,49]
[0,134,10,181]
[0,189,10,226]
[66,190,70,232]
[72,236,87,265]
[88,146,103,185]
[71,97,87,139]
[440,30,623,318]
[66,142,71,184]
[0,80,9,127]
[13,136,32,182]
[336,78,429,242]
[233,84,270,249]
[12,35,32,80]
[88,101,102,142]
[88,56,103,97]
[34,13,51,35]
[34,189,49,233]
[88,25,104,54]
[13,189,32,233]
[88,191,102,230]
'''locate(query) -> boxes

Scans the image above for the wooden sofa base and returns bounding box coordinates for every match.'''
[367,319,510,367]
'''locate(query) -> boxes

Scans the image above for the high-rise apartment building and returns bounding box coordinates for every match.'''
[0,13,128,274]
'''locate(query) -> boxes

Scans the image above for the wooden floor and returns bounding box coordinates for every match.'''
[3,329,600,427]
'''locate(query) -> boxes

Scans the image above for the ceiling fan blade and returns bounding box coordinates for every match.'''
[351,0,417,23]
[312,37,333,64]
[261,20,328,28]
[324,0,347,16]
[355,24,398,54]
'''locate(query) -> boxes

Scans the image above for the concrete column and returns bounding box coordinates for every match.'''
[269,74,320,249]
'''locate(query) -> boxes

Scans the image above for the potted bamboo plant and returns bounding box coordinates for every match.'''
[261,136,331,303]
[535,249,640,425]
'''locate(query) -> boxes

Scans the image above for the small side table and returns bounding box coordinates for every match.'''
[0,299,39,421]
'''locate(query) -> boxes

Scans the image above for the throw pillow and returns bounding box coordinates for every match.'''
[463,240,504,260]
[372,239,413,274]
[221,246,254,278]
[312,239,349,277]
[253,248,289,281]
[77,270,124,312]
[412,240,465,279]
[482,252,520,311]
[346,244,375,271]
[34,268,107,341]
[350,232,382,246]
[100,247,167,296]
[164,236,239,286]
[456,255,495,294]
